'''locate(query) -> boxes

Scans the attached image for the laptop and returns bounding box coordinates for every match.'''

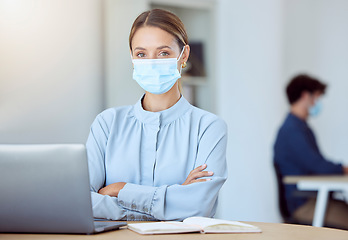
[0,144,126,234]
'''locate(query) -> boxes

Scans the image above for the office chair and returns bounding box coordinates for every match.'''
[273,162,299,224]
[273,162,320,225]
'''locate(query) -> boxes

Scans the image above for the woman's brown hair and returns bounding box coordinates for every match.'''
[129,8,189,51]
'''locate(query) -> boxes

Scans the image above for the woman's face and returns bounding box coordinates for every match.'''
[131,26,188,71]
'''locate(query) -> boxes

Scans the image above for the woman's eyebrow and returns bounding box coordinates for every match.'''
[133,46,172,52]
[133,47,146,51]
[157,45,172,50]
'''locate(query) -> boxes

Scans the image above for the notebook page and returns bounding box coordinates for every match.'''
[183,217,261,231]
[128,222,201,234]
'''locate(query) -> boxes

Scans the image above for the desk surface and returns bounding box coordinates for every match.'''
[1,222,348,240]
[284,175,348,184]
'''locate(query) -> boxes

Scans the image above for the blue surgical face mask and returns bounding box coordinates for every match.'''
[309,99,322,117]
[132,47,185,95]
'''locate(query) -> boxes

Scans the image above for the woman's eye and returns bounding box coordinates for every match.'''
[136,52,145,58]
[159,52,169,57]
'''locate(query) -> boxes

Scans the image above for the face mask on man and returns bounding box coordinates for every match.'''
[131,47,185,95]
[309,99,322,117]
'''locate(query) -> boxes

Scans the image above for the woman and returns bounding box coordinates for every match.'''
[86,9,227,221]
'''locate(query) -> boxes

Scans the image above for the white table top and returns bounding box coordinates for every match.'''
[284,175,348,184]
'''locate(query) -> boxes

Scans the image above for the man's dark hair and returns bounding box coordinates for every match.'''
[286,74,327,104]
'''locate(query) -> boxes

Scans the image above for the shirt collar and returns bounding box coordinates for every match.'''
[133,94,191,126]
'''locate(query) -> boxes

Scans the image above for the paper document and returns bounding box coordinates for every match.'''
[128,217,262,235]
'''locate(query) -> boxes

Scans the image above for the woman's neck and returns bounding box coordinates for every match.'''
[142,83,181,112]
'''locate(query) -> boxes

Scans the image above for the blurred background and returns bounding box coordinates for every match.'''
[1,0,348,223]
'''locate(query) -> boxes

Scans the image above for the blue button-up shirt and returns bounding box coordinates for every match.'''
[274,113,343,214]
[86,95,228,221]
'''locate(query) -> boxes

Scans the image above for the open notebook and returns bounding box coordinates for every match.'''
[128,217,262,235]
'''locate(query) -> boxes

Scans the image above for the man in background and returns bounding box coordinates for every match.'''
[274,74,348,229]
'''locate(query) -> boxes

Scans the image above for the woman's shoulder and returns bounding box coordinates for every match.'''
[190,105,227,132]
[93,105,135,124]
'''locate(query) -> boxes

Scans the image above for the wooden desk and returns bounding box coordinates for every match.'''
[1,222,347,240]
[284,175,348,227]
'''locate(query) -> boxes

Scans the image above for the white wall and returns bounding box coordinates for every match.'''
[104,0,146,108]
[215,0,284,222]
[0,0,103,143]
[284,0,348,165]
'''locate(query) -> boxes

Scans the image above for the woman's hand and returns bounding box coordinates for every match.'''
[98,182,126,197]
[182,164,214,185]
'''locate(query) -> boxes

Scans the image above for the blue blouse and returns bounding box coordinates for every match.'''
[86,95,228,221]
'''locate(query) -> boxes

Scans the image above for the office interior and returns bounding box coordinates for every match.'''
[1,0,348,224]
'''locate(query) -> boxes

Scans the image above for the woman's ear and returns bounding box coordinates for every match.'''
[183,45,190,62]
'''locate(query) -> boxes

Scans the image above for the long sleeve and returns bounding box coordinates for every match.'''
[86,113,124,220]
[86,112,156,221]
[117,119,228,221]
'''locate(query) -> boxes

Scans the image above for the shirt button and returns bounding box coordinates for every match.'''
[119,200,124,205]
[143,207,148,213]
[131,203,136,210]
[129,214,135,220]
